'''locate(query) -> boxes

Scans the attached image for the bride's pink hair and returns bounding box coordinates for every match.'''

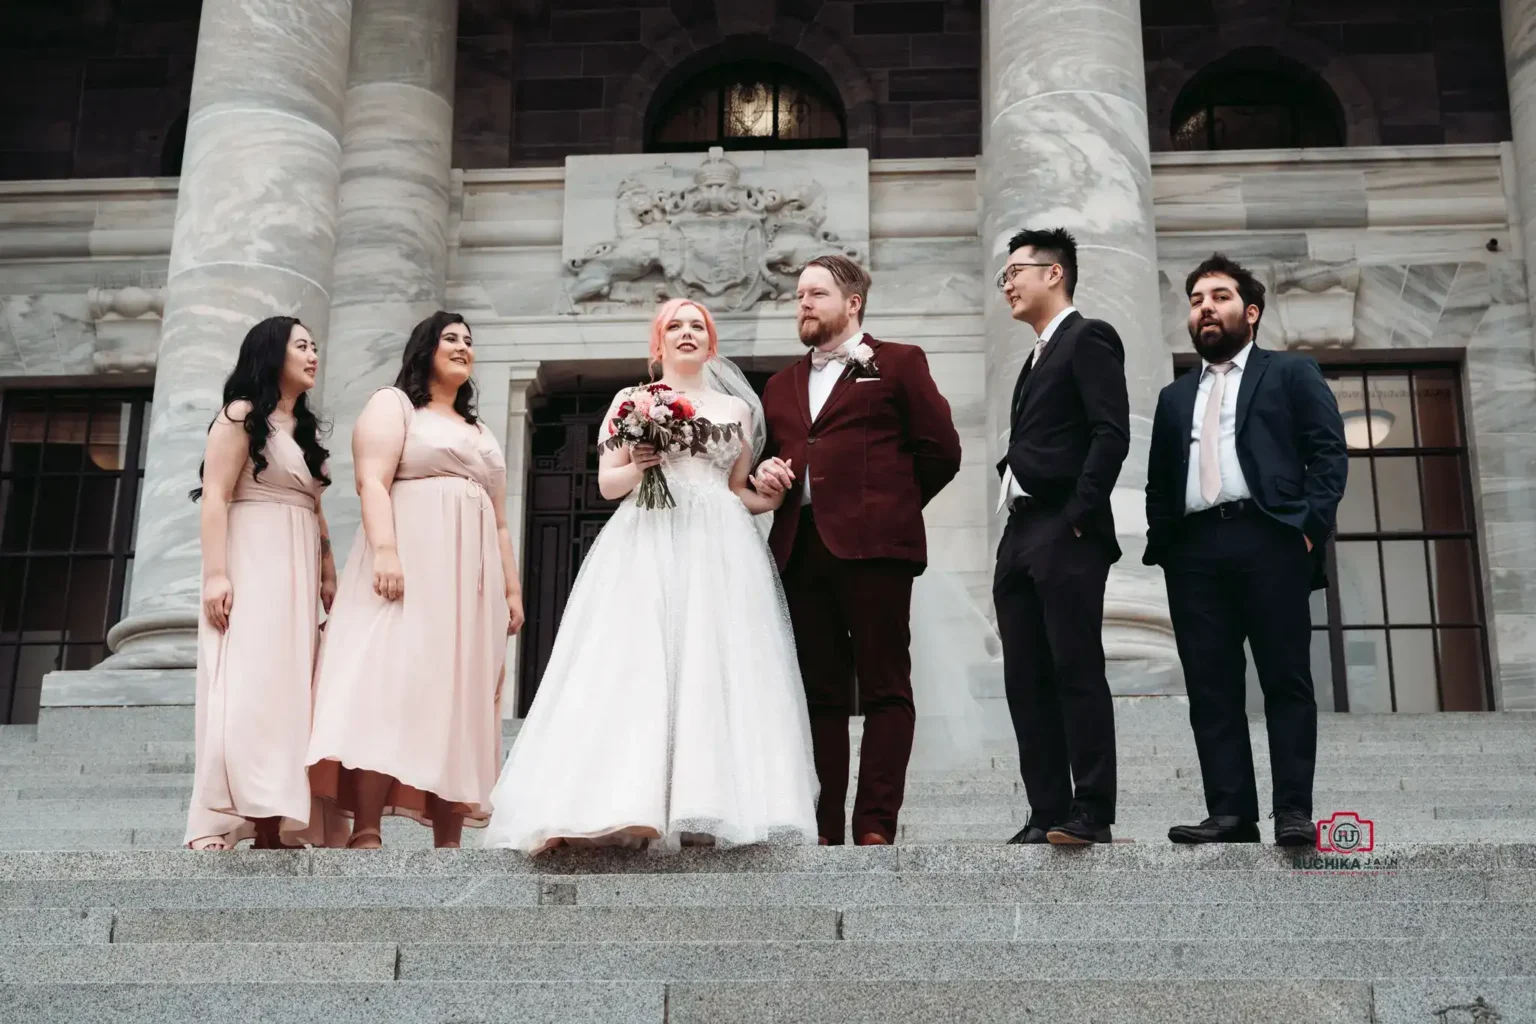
[649,298,719,367]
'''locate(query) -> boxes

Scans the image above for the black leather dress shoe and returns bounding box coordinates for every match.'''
[1273,811,1317,848]
[1167,816,1261,844]
[1046,815,1111,845]
[1006,825,1050,845]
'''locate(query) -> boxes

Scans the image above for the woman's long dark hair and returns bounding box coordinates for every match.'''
[190,315,331,501]
[394,311,478,424]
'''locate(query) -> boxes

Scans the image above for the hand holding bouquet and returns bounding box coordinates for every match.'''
[600,382,743,509]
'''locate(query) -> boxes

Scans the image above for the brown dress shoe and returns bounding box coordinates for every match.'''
[856,832,890,846]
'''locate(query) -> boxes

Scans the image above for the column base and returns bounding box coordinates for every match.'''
[39,667,194,708]
[100,611,198,670]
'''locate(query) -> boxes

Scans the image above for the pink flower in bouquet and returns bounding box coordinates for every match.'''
[632,391,655,418]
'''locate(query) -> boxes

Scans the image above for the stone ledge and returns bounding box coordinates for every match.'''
[39,670,194,708]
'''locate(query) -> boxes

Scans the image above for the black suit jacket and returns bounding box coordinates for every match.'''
[996,311,1131,561]
[1142,345,1348,589]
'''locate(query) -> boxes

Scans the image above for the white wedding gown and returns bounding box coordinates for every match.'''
[482,429,820,854]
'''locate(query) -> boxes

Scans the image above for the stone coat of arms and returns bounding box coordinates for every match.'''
[565,147,865,311]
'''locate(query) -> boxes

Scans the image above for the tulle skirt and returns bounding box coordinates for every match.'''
[482,483,819,854]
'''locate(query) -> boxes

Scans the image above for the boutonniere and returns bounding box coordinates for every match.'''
[848,342,879,379]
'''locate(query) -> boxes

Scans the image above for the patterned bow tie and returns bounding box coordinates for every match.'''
[810,345,851,371]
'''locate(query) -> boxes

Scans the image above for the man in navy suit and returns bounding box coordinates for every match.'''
[1145,254,1347,847]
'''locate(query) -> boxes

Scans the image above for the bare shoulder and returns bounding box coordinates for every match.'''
[217,399,254,426]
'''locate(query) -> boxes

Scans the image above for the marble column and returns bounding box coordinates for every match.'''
[1504,0,1536,332]
[101,0,353,670]
[980,0,1178,685]
[320,0,458,556]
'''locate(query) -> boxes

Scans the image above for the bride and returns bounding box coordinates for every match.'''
[481,298,820,853]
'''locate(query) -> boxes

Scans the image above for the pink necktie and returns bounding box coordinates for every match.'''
[810,344,851,371]
[1199,363,1233,505]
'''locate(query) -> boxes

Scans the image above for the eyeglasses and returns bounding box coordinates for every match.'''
[995,262,1056,290]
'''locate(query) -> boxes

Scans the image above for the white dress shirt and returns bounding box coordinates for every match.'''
[1184,341,1255,513]
[802,331,866,505]
[997,306,1077,515]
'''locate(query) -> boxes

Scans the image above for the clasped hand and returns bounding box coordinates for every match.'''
[752,457,795,499]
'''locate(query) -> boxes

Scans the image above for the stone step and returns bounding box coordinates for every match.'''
[1,843,1523,878]
[0,982,664,1024]
[0,941,395,982]
[1,978,1467,1024]
[112,905,838,943]
[392,937,1535,981]
[94,900,1533,945]
[0,937,1530,985]
[897,820,1536,844]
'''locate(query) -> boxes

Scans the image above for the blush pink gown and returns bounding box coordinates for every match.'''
[306,387,510,830]
[185,428,327,848]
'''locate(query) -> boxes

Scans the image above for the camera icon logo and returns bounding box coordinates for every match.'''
[1316,811,1375,854]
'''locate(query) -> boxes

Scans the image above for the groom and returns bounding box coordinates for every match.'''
[753,255,962,846]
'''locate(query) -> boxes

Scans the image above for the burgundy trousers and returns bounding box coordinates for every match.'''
[781,507,916,844]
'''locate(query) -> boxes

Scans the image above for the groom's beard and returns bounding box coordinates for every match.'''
[1190,316,1252,364]
[798,309,849,348]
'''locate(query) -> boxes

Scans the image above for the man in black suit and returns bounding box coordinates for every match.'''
[1145,254,1347,847]
[993,228,1130,846]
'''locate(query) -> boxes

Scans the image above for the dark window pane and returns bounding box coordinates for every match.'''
[0,645,14,716]
[75,475,122,550]
[1429,539,1480,625]
[63,643,106,671]
[30,476,81,551]
[1373,457,1422,532]
[1336,457,1376,532]
[1413,369,1462,448]
[0,557,19,633]
[66,557,112,643]
[1391,629,1438,713]
[1,399,47,472]
[1421,455,1471,532]
[1437,628,1487,711]
[655,90,718,144]
[1344,630,1392,712]
[40,400,91,471]
[21,556,69,632]
[1336,541,1384,625]
[1382,540,1432,624]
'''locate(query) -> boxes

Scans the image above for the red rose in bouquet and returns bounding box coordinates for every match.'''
[599,382,744,509]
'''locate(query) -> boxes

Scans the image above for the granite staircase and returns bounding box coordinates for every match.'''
[0,701,1531,1022]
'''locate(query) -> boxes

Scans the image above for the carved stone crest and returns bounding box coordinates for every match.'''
[565,147,865,311]
[1265,258,1360,350]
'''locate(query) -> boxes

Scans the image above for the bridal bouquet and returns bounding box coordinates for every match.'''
[600,382,742,510]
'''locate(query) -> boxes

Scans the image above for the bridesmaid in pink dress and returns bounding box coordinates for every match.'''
[186,316,339,851]
[307,311,525,849]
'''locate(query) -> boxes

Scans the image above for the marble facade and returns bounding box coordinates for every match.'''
[1,0,1535,717]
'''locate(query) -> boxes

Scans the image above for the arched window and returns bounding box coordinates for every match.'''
[1172,48,1345,151]
[648,60,845,152]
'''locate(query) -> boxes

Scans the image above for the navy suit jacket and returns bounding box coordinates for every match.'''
[1143,345,1348,589]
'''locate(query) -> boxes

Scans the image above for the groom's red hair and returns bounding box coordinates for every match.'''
[649,298,719,366]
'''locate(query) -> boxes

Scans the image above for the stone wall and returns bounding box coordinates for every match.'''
[455,0,983,167]
[1144,0,1512,149]
[3,145,1534,709]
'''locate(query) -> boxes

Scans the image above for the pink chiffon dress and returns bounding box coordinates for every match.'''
[306,387,510,829]
[185,427,327,848]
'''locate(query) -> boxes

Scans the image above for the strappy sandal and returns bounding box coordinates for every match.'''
[252,834,306,851]
[345,827,383,850]
[188,836,229,852]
